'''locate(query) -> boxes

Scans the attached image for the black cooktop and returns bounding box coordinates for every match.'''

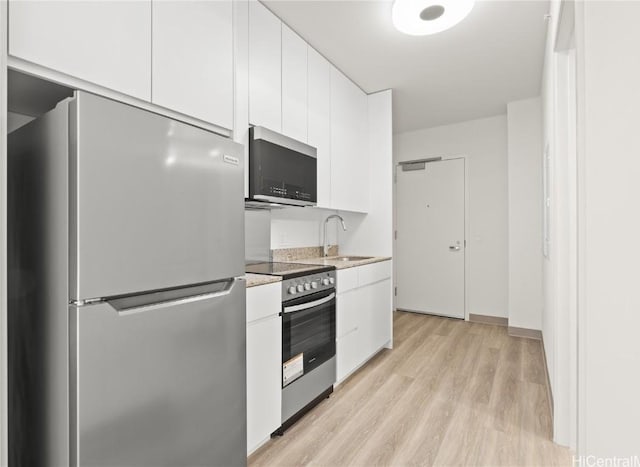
[245,261,335,279]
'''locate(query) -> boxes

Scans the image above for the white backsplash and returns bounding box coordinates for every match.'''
[244,209,271,262]
[271,207,340,249]
[245,206,342,255]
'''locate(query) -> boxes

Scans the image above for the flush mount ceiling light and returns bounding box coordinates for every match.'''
[392,0,475,36]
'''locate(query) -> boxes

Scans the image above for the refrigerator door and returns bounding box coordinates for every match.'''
[70,92,244,300]
[71,278,246,467]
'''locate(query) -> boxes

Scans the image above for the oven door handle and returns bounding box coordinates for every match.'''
[283,292,336,314]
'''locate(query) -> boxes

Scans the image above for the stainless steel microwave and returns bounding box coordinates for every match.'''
[247,126,317,208]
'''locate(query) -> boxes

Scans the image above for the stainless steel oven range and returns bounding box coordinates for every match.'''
[244,262,336,435]
[279,268,336,434]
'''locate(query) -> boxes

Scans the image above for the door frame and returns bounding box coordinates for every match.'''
[393,154,470,320]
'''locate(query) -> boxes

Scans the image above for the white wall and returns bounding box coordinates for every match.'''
[507,97,543,330]
[551,46,578,450]
[270,206,338,250]
[245,209,271,261]
[545,0,640,456]
[245,206,340,255]
[340,90,393,257]
[542,0,580,450]
[542,1,561,444]
[574,1,640,458]
[394,115,509,318]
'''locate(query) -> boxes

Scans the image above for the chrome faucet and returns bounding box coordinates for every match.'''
[323,214,347,257]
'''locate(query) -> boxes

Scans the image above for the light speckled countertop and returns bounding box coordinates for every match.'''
[245,256,391,288]
[245,273,281,288]
[284,255,391,270]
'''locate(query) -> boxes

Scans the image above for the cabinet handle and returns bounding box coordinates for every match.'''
[338,327,359,339]
[284,292,335,314]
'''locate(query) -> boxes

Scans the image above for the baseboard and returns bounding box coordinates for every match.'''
[397,308,464,320]
[468,313,508,326]
[508,326,543,340]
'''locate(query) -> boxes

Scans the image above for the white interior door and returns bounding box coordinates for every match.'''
[396,158,465,319]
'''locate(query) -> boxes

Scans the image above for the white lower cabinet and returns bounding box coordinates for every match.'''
[360,278,392,355]
[336,261,392,383]
[336,325,361,382]
[246,282,281,455]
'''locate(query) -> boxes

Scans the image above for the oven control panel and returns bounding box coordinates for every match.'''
[282,270,336,301]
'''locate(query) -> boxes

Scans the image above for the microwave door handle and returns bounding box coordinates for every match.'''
[283,292,336,314]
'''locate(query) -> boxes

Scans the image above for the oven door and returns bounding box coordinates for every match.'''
[281,289,336,387]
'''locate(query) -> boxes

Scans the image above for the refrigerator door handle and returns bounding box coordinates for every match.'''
[105,278,237,316]
[112,290,232,316]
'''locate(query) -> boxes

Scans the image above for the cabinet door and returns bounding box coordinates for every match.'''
[152,0,233,129]
[246,281,281,323]
[330,67,369,212]
[336,289,360,339]
[336,288,364,382]
[249,1,282,132]
[336,266,359,294]
[358,261,392,288]
[308,47,332,208]
[336,273,392,383]
[246,283,282,454]
[336,327,361,383]
[246,315,281,454]
[282,24,308,143]
[360,279,392,358]
[9,0,151,100]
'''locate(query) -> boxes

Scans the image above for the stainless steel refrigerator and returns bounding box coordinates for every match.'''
[8,91,247,466]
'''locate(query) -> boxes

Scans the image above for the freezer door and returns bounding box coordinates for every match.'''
[71,279,246,467]
[70,92,244,300]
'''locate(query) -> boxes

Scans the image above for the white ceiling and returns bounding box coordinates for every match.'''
[263,0,549,133]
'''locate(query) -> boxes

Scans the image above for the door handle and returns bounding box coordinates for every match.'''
[283,292,336,314]
[105,279,236,315]
[113,288,233,316]
[449,245,461,251]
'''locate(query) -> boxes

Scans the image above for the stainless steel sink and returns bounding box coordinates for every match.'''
[334,256,374,262]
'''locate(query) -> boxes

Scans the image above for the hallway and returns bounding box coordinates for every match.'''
[250,311,571,466]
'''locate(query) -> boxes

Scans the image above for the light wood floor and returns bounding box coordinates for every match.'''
[249,311,572,467]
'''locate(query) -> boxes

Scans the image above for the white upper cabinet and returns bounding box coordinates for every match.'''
[281,25,308,143]
[9,0,152,101]
[249,1,282,132]
[152,0,233,129]
[245,3,372,212]
[330,67,369,213]
[307,48,332,209]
